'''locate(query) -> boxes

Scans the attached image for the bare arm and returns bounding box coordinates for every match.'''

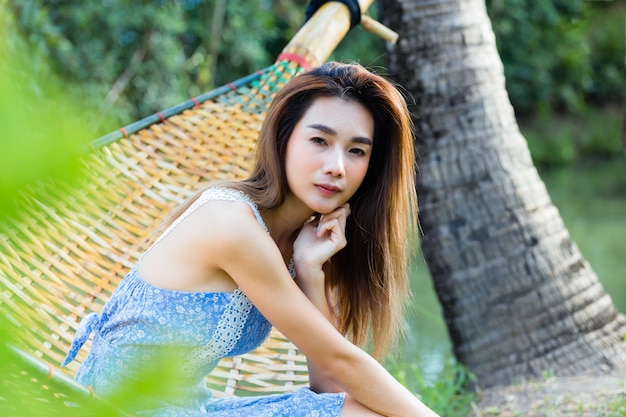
[293,262,343,393]
[207,205,439,417]
[291,209,346,393]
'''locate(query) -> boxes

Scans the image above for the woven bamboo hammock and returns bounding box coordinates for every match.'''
[0,1,397,415]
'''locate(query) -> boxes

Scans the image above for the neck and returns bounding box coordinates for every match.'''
[262,193,314,249]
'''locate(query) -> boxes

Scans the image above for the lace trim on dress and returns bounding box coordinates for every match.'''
[288,257,296,279]
[180,288,253,373]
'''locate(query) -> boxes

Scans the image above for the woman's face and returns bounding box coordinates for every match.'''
[285,96,374,215]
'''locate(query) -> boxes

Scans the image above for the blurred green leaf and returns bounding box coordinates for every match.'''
[0,0,94,217]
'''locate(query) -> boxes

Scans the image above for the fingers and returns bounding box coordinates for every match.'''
[318,204,351,227]
[293,204,351,269]
[315,203,351,240]
[315,219,347,251]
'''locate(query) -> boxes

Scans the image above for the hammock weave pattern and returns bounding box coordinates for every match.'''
[0,59,309,414]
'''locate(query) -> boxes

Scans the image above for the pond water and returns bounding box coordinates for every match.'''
[397,158,626,383]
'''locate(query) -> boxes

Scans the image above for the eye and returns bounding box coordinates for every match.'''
[349,148,367,156]
[311,137,326,145]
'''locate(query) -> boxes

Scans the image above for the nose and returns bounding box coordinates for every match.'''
[323,148,345,177]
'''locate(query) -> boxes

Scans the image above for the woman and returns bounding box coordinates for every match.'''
[63,62,440,417]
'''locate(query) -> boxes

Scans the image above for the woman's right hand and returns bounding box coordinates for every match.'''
[292,203,351,284]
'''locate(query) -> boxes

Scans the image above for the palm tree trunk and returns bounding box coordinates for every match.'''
[379,0,626,388]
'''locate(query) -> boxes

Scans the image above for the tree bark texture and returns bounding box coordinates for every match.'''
[379,0,626,388]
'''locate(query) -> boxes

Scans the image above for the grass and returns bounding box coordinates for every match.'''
[387,357,477,417]
[520,105,623,169]
[597,395,626,417]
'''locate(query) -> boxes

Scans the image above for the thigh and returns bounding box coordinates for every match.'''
[340,394,385,417]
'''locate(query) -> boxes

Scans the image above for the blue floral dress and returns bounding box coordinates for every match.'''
[63,187,345,417]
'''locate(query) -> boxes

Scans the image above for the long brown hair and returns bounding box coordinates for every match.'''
[164,62,417,358]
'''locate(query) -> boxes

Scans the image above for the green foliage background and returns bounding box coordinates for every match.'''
[6,0,622,167]
[484,0,624,167]
[7,0,303,126]
[486,0,624,115]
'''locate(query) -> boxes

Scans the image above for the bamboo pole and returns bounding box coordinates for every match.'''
[281,0,396,67]
[361,15,399,44]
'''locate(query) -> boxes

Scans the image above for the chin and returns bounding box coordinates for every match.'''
[308,200,345,215]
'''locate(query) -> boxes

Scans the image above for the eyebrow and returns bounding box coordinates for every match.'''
[306,123,373,146]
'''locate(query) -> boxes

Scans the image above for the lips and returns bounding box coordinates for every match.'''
[315,183,342,196]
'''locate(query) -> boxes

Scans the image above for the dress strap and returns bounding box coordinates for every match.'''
[148,187,269,252]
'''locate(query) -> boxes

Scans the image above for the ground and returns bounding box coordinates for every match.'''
[468,368,626,417]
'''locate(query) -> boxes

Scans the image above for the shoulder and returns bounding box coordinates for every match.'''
[177,192,266,254]
[191,192,265,234]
